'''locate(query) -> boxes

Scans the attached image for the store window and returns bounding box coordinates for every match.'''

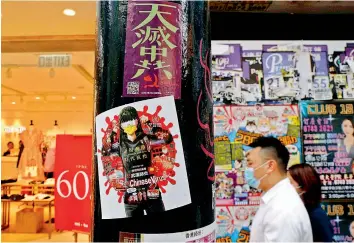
[1,1,95,242]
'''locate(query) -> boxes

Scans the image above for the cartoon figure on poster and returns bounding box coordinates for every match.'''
[96,96,191,219]
[233,105,301,169]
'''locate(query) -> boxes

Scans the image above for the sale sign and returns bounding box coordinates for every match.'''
[55,135,92,233]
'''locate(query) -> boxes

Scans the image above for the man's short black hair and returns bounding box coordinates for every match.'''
[249,136,290,172]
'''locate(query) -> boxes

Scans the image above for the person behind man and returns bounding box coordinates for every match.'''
[245,137,313,242]
[3,141,14,156]
[288,164,334,242]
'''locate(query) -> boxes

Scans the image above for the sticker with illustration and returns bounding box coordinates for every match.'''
[95,96,190,219]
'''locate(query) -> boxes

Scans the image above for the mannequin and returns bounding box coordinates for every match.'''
[18,120,45,181]
[44,120,63,178]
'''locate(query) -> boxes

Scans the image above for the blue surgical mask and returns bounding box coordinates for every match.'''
[244,162,269,189]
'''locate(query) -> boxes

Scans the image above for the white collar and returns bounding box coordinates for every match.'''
[262,178,289,205]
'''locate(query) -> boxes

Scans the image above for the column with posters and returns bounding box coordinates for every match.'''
[95,0,215,241]
[214,104,301,242]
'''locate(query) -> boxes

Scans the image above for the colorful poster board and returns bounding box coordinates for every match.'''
[213,104,301,208]
[216,206,258,242]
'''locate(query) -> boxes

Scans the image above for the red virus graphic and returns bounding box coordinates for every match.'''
[198,38,215,182]
[98,105,180,203]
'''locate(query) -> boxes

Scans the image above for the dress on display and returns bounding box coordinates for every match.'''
[18,127,45,181]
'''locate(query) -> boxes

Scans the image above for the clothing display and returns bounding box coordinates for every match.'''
[18,127,45,181]
[44,126,62,174]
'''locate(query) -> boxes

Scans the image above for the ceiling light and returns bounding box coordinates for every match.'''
[72,96,76,100]
[63,9,76,16]
[11,102,16,105]
[35,97,40,100]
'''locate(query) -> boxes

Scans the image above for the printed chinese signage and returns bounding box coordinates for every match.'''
[123,1,182,98]
[321,202,354,242]
[95,96,190,219]
[213,104,301,206]
[119,222,215,242]
[300,100,354,200]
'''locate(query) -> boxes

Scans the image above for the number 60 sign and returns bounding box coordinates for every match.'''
[54,135,92,232]
[56,170,90,200]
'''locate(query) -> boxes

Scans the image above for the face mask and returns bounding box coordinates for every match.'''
[123,125,137,135]
[294,185,305,196]
[244,162,269,189]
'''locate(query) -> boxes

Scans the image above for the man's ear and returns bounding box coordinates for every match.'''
[267,160,277,173]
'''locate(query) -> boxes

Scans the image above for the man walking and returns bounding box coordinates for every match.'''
[245,137,312,242]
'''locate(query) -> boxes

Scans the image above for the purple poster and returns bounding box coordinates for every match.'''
[242,61,250,79]
[213,44,242,70]
[262,52,295,76]
[123,1,182,98]
[311,52,329,76]
[346,47,354,57]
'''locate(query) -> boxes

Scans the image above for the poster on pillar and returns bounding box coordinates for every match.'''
[54,135,92,233]
[122,1,182,99]
[95,96,191,219]
[300,100,354,200]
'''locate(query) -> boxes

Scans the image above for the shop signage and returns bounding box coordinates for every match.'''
[38,54,72,68]
[210,1,272,12]
[3,126,26,134]
[54,135,92,233]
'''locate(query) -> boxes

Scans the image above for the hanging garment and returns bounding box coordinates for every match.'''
[18,128,45,181]
[44,148,55,173]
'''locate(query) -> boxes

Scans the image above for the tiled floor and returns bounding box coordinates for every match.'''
[1,202,90,242]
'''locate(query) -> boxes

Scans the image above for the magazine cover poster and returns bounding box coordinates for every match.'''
[321,202,354,242]
[300,100,354,199]
[95,96,191,219]
[216,206,258,242]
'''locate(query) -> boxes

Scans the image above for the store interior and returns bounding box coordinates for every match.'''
[1,1,95,242]
[2,1,354,242]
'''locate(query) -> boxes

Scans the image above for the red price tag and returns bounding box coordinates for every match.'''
[54,135,92,233]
